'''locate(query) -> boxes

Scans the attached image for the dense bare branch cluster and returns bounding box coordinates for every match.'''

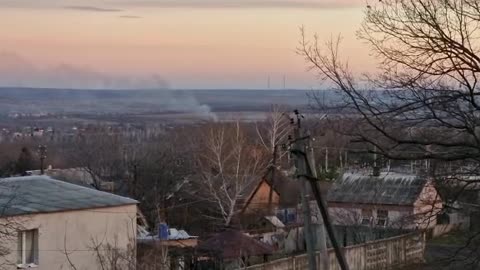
[300,0,480,165]
[193,121,269,226]
[299,0,480,265]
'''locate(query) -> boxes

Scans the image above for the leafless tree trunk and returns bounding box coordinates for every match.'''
[195,121,268,227]
[0,185,27,270]
[256,105,291,158]
[256,105,292,214]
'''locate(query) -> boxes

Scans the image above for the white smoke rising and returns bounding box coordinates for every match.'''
[0,52,169,90]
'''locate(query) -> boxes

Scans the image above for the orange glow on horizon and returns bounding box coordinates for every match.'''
[0,5,374,88]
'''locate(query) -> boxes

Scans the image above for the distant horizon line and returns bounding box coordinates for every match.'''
[0,86,325,91]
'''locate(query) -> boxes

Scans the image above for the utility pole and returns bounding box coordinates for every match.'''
[292,113,317,270]
[38,145,47,175]
[132,163,138,198]
[308,142,329,270]
[290,109,350,270]
[325,148,329,171]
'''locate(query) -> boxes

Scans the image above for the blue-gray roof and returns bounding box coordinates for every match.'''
[0,176,137,217]
[327,172,426,206]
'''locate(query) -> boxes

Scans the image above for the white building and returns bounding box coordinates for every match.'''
[0,176,137,269]
[326,172,442,229]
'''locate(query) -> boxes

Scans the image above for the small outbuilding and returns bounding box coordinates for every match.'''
[326,172,442,229]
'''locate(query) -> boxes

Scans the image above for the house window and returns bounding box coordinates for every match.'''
[376,210,388,226]
[17,229,39,268]
[361,209,373,225]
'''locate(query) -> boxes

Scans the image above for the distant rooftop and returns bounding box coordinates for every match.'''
[327,172,426,206]
[0,176,137,217]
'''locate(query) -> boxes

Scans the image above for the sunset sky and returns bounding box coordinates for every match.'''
[0,0,372,89]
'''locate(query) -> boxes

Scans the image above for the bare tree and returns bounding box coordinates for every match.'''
[299,0,480,266]
[132,131,195,227]
[194,121,268,226]
[90,236,136,270]
[256,105,293,213]
[62,218,137,270]
[256,105,291,158]
[69,133,124,190]
[0,186,28,270]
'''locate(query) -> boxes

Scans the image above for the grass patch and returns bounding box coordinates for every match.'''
[429,230,469,246]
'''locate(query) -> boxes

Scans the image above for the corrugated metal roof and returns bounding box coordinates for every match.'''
[327,172,426,206]
[168,228,197,240]
[0,176,137,217]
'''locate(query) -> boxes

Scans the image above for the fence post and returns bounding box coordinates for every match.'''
[384,240,389,268]
[422,232,426,262]
[401,236,406,264]
[364,245,367,270]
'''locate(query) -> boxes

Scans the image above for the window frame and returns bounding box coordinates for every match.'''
[17,229,39,269]
[361,209,373,225]
[361,217,372,225]
[376,209,389,226]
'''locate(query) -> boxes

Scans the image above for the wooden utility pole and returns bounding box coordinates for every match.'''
[308,143,329,270]
[290,110,350,270]
[292,112,317,270]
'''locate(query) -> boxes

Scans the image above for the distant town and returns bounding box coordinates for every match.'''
[2,0,480,269]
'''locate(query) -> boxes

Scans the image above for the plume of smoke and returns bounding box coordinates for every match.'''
[160,91,218,121]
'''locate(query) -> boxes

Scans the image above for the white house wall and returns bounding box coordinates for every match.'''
[328,207,413,228]
[414,182,442,229]
[0,204,137,270]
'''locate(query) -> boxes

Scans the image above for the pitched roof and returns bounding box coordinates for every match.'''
[27,168,95,188]
[0,176,137,217]
[276,176,331,208]
[327,172,427,206]
[197,230,274,258]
